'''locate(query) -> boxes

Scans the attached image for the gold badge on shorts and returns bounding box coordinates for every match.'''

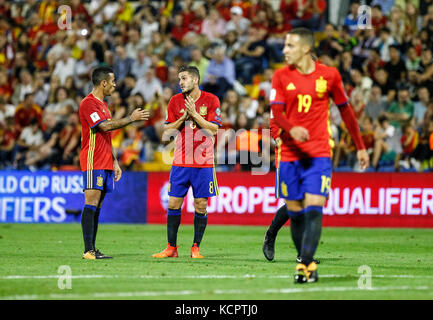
[97,176,103,187]
[315,76,327,98]
[281,181,288,197]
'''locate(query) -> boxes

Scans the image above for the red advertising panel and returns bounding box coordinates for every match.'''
[147,172,433,228]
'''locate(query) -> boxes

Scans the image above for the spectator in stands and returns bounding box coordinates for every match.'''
[371,0,395,16]
[360,116,376,161]
[24,113,62,169]
[413,86,429,128]
[336,25,358,54]
[74,49,99,91]
[114,45,134,84]
[363,47,385,81]
[387,5,406,44]
[374,27,396,62]
[0,96,15,126]
[45,86,78,124]
[163,38,182,67]
[137,5,159,47]
[339,50,354,84]
[405,46,420,71]
[0,117,15,168]
[221,89,240,125]
[202,45,235,101]
[52,50,76,85]
[280,0,326,31]
[384,45,407,85]
[119,126,143,170]
[13,118,43,170]
[365,85,388,122]
[266,11,291,63]
[58,113,81,166]
[14,93,42,134]
[385,86,414,131]
[352,28,378,68]
[224,30,242,61]
[0,68,12,101]
[317,23,341,59]
[131,66,163,104]
[399,120,420,171]
[201,7,226,44]
[371,5,388,33]
[132,48,151,80]
[416,48,433,96]
[343,2,360,35]
[189,47,209,84]
[258,68,274,101]
[350,68,373,106]
[89,0,118,25]
[12,69,34,106]
[372,114,402,170]
[125,28,145,60]
[171,13,189,44]
[235,27,266,84]
[225,6,250,44]
[374,68,397,103]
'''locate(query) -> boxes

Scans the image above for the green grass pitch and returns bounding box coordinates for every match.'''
[1,223,433,300]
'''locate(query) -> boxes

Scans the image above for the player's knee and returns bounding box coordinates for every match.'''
[194,199,207,213]
[168,197,184,210]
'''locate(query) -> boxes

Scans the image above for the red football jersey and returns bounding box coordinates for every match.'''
[79,93,113,172]
[165,91,222,167]
[270,62,348,162]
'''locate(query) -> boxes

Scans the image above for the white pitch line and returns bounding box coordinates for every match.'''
[1,285,432,300]
[2,274,433,280]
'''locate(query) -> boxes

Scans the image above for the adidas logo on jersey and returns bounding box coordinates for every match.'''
[286,83,296,90]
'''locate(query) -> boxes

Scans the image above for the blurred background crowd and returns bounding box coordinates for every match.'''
[0,0,433,173]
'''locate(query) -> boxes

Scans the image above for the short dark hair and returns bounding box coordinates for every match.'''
[91,66,114,86]
[178,65,200,83]
[378,114,388,125]
[289,28,315,51]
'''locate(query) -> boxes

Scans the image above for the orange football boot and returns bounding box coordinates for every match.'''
[190,243,204,258]
[152,243,179,258]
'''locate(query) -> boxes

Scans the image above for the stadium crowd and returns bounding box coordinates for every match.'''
[0,0,432,173]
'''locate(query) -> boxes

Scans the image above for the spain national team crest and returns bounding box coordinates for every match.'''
[316,76,327,98]
[199,105,207,116]
[97,176,103,187]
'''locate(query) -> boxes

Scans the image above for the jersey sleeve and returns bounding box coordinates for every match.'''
[81,99,106,128]
[208,95,222,127]
[269,70,286,106]
[164,96,177,124]
[330,68,349,106]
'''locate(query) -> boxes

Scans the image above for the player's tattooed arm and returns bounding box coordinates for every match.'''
[98,108,150,132]
[185,95,218,135]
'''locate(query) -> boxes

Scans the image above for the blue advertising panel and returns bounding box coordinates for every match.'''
[0,171,147,223]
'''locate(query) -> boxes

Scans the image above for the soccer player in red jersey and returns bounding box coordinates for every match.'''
[262,28,369,283]
[79,67,149,259]
[152,66,222,259]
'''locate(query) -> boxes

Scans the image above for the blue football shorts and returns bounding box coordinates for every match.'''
[168,166,219,198]
[275,157,332,200]
[82,169,114,193]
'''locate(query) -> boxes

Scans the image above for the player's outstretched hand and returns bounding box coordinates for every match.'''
[289,126,310,142]
[357,149,370,171]
[130,108,150,122]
